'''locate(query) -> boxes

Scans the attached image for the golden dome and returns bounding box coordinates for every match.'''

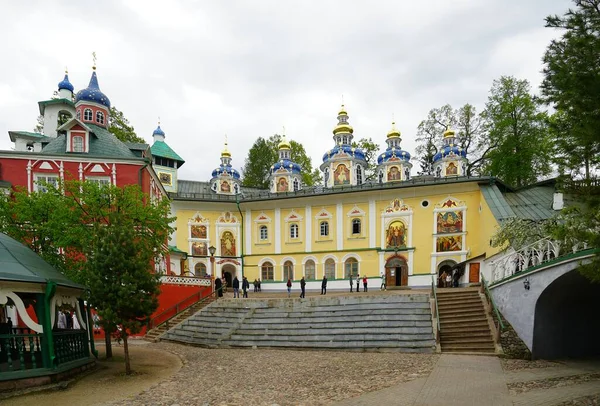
[278,135,291,150]
[333,123,354,135]
[338,104,347,116]
[221,140,231,157]
[387,121,401,138]
[443,127,456,138]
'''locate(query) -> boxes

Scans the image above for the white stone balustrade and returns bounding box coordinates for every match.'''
[160,275,212,286]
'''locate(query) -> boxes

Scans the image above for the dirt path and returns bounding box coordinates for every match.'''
[4,342,181,406]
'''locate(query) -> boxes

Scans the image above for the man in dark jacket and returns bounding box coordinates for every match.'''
[233,276,240,298]
[215,277,223,298]
[300,276,306,298]
[321,275,327,295]
[242,276,250,298]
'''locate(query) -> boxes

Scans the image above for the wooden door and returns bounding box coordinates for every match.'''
[400,265,408,286]
[469,263,480,283]
[386,268,395,287]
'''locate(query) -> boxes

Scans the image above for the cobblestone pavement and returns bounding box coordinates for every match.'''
[109,342,438,406]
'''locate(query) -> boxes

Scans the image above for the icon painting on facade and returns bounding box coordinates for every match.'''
[192,241,207,256]
[190,224,207,239]
[436,235,462,252]
[386,220,407,248]
[334,163,350,185]
[437,211,463,234]
[221,231,236,256]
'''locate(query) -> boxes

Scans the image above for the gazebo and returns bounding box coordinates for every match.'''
[0,233,96,390]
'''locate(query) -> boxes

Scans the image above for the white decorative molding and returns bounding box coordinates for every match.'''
[90,164,105,173]
[346,204,366,217]
[39,161,53,170]
[160,275,212,286]
[369,199,376,248]
[254,212,272,223]
[314,207,332,220]
[245,209,252,256]
[336,203,343,250]
[284,209,303,222]
[305,205,312,252]
[0,289,43,333]
[275,208,281,254]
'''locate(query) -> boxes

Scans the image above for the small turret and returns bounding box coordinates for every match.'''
[57,69,74,100]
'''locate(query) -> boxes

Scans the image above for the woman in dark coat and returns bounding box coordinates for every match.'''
[215,277,223,298]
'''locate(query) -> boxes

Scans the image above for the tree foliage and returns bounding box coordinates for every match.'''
[109,106,146,144]
[483,76,552,187]
[351,137,380,181]
[242,134,322,188]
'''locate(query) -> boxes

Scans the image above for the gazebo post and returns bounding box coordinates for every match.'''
[42,281,57,369]
[83,299,98,358]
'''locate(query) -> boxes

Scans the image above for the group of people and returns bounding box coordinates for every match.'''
[287,275,328,298]
[57,309,81,329]
[439,269,460,288]
[349,275,369,292]
[253,279,262,292]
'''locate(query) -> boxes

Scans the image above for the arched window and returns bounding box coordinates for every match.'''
[84,108,93,121]
[72,136,84,152]
[324,168,330,184]
[344,257,359,278]
[293,178,300,191]
[261,261,274,280]
[352,218,361,235]
[234,183,240,194]
[356,165,363,185]
[290,223,299,239]
[304,260,315,280]
[194,262,207,277]
[325,258,336,279]
[96,111,105,124]
[76,109,81,120]
[211,182,217,192]
[283,260,294,281]
[259,225,268,241]
[378,170,384,183]
[320,221,329,237]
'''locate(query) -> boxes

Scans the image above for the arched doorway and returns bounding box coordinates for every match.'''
[437,260,456,288]
[222,264,236,287]
[385,256,408,287]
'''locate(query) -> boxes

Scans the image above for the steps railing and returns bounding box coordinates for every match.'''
[481,274,504,341]
[148,286,221,331]
[431,275,441,343]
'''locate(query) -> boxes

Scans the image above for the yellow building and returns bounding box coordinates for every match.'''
[164,106,558,290]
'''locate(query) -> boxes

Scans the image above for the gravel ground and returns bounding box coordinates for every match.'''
[501,358,563,371]
[113,342,439,406]
[556,394,600,405]
[508,373,600,395]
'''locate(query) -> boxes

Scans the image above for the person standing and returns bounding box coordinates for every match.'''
[300,276,306,298]
[215,277,223,298]
[253,279,258,293]
[286,278,292,297]
[242,276,249,298]
[349,275,354,292]
[257,279,262,292]
[363,275,368,292]
[233,276,240,298]
[57,310,67,329]
[321,275,328,295]
[380,271,386,291]
[356,274,361,292]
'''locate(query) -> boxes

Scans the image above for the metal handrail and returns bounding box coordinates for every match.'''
[481,274,505,330]
[149,287,221,330]
[431,275,441,336]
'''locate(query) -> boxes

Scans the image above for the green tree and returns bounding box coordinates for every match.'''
[109,106,146,143]
[541,0,600,180]
[415,104,453,175]
[483,76,552,187]
[352,137,380,181]
[242,135,322,188]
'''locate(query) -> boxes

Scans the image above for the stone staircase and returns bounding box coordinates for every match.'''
[144,296,217,342]
[162,294,435,352]
[437,288,496,353]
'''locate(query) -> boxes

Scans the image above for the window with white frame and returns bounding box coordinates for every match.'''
[356,165,363,185]
[84,108,93,121]
[293,178,300,191]
[304,260,315,280]
[320,221,329,237]
[96,111,105,124]
[261,262,274,280]
[72,136,84,152]
[259,225,268,241]
[283,260,294,281]
[76,110,81,120]
[325,258,336,279]
[351,218,361,235]
[194,262,207,277]
[86,176,111,186]
[344,258,359,278]
[34,174,59,193]
[290,223,299,239]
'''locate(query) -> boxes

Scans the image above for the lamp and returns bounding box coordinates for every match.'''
[523,278,530,291]
[208,245,216,257]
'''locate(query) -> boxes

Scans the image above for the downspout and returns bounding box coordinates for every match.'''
[236,193,244,278]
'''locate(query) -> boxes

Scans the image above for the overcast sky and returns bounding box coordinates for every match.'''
[0,0,569,180]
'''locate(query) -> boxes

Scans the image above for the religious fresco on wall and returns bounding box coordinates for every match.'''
[436,235,462,252]
[192,242,207,256]
[221,180,231,193]
[386,220,407,248]
[437,211,463,234]
[277,177,288,192]
[221,231,236,256]
[446,162,458,175]
[333,163,350,185]
[388,166,401,181]
[384,198,410,213]
[190,224,207,239]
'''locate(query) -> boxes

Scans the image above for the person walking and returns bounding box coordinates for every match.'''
[356,274,361,292]
[215,276,223,298]
[300,276,306,298]
[363,275,368,292]
[286,278,292,297]
[242,276,249,298]
[233,276,240,298]
[321,275,328,295]
[257,279,262,292]
[380,271,386,291]
[253,278,258,293]
[349,275,354,292]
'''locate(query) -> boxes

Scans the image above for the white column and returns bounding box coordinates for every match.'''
[305,205,312,252]
[245,209,252,255]
[336,203,343,251]
[112,164,117,185]
[369,199,376,248]
[26,160,32,192]
[275,208,281,254]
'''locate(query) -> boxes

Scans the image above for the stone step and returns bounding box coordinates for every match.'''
[437,295,481,303]
[440,329,492,338]
[437,299,483,308]
[219,339,437,350]
[252,306,432,316]
[244,314,431,324]
[228,333,434,342]
[440,336,494,345]
[441,343,495,352]
[439,311,486,320]
[440,318,489,326]
[186,320,433,330]
[234,326,434,335]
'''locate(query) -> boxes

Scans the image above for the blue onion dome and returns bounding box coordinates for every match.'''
[271,159,302,174]
[153,125,165,137]
[58,71,74,92]
[377,148,411,165]
[212,164,240,179]
[322,144,367,163]
[75,69,111,108]
[433,145,467,162]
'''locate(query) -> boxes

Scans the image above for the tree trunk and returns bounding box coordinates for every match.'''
[123,335,131,375]
[104,331,112,359]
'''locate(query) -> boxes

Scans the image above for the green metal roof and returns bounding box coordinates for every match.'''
[38,98,75,115]
[151,140,185,163]
[0,233,85,290]
[504,186,556,220]
[41,123,139,159]
[481,184,516,221]
[169,245,187,255]
[8,131,55,143]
